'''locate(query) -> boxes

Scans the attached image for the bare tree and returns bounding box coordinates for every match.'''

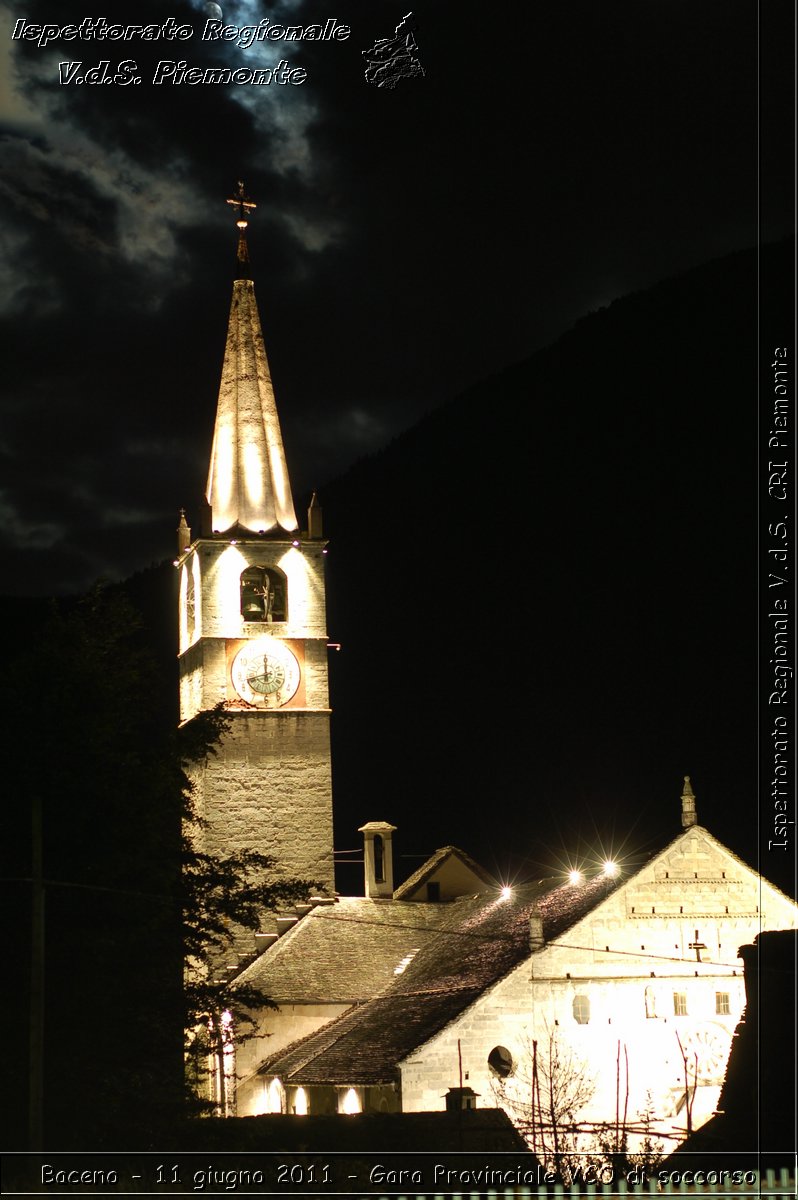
[493,1030,666,1184]
[491,1026,596,1183]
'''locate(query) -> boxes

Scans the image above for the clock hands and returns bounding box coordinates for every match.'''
[246,654,286,694]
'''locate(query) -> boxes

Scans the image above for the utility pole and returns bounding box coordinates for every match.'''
[28,793,44,1149]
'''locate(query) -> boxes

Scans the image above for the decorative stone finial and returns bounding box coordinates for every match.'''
[681,775,697,828]
[176,509,191,556]
[308,491,323,540]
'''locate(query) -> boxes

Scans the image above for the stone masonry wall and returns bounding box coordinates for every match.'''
[193,710,335,894]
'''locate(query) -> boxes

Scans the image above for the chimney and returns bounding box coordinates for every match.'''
[529,905,544,951]
[358,821,397,898]
[444,1086,478,1112]
[681,775,698,828]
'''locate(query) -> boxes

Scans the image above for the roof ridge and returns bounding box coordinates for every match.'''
[393,844,497,900]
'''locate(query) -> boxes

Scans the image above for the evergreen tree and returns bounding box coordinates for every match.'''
[1,581,313,1148]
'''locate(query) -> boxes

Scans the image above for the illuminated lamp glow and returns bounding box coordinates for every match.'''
[191,551,202,639]
[268,1077,284,1114]
[500,886,512,900]
[341,1087,361,1115]
[216,544,248,627]
[294,1087,308,1116]
[179,564,188,649]
[603,860,618,877]
[569,870,583,885]
[209,430,236,528]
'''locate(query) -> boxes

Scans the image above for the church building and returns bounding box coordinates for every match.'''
[176,191,797,1155]
[232,782,797,1155]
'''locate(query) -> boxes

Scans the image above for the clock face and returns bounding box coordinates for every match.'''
[680,1023,732,1083]
[231,640,301,708]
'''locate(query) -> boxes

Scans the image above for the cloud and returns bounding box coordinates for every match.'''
[0,0,351,276]
[0,126,207,300]
[281,209,343,254]
[0,490,65,549]
[303,406,392,461]
[0,218,61,315]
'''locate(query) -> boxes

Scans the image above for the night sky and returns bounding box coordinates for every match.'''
[0,3,794,886]
[1,0,791,595]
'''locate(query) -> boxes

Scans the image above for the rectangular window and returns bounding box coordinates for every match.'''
[715,992,730,1015]
[673,992,688,1016]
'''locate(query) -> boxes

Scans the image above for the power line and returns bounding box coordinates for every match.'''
[285,910,748,970]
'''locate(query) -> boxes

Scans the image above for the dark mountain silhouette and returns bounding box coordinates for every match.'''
[316,239,791,894]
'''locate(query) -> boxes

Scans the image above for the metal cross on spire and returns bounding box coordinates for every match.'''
[227,180,257,227]
[226,181,256,273]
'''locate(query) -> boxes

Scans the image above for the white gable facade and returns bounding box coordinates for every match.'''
[230,802,796,1166]
[398,826,797,1148]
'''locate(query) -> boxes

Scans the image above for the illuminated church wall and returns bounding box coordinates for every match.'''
[178,533,334,890]
[398,830,797,1141]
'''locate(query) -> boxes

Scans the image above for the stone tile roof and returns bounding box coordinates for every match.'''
[235,897,451,1002]
[255,872,618,1084]
[393,845,496,899]
[172,1109,530,1152]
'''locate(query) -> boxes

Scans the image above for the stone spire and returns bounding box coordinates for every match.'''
[681,775,698,828]
[206,183,298,535]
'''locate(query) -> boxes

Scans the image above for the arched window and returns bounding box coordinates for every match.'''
[572,994,590,1025]
[240,566,287,622]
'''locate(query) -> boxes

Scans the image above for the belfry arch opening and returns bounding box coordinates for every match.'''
[240,566,287,623]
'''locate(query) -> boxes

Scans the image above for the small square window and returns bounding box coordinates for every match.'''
[673,992,687,1016]
[715,992,730,1015]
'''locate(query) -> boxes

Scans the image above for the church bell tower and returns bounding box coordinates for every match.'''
[176,184,334,894]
